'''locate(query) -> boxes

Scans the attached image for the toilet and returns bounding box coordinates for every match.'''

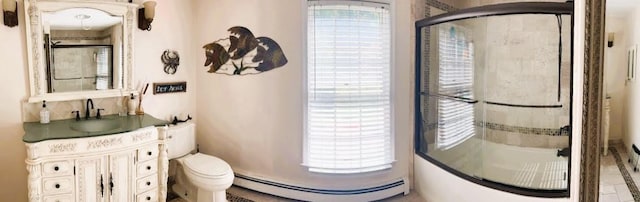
[168,122,234,202]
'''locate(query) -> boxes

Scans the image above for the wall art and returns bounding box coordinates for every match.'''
[203,26,288,75]
[153,81,187,94]
[161,50,180,75]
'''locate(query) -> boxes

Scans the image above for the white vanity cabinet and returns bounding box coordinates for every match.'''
[74,151,135,202]
[25,126,169,202]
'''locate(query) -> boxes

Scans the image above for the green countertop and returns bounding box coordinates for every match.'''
[23,114,170,143]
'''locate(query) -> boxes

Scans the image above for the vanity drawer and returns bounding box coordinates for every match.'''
[136,188,158,202]
[42,176,74,195]
[138,144,159,162]
[43,194,74,202]
[136,174,157,194]
[42,160,73,177]
[137,159,158,177]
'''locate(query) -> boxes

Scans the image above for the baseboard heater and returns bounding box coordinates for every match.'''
[233,173,409,201]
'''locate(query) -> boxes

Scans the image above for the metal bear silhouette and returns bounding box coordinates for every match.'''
[203,26,288,75]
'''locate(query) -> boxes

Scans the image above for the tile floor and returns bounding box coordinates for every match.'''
[225,144,640,202]
[225,186,425,202]
[599,144,640,202]
[173,146,632,202]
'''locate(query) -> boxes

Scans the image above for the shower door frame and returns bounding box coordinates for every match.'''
[414,1,574,198]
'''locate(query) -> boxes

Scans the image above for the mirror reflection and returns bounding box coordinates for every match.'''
[42,8,123,93]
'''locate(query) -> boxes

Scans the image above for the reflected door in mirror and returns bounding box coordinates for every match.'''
[49,45,113,92]
[42,8,124,93]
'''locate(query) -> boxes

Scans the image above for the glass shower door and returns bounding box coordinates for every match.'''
[414,2,573,196]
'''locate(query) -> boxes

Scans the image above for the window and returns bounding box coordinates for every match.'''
[304,1,392,174]
[436,24,474,150]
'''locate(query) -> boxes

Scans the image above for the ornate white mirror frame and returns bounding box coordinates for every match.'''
[24,0,138,103]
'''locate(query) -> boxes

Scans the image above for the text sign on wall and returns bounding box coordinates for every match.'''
[153,82,187,94]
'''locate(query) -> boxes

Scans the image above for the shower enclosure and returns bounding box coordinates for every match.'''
[414,2,573,197]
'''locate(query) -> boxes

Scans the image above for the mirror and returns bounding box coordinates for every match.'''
[43,8,122,93]
[24,0,136,102]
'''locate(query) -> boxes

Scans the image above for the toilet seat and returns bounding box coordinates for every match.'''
[183,153,232,178]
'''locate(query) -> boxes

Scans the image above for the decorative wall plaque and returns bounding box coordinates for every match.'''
[203,26,288,75]
[153,82,187,94]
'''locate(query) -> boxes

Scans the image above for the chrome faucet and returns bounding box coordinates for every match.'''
[85,99,94,119]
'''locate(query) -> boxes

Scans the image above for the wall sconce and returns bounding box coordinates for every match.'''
[138,1,156,31]
[608,33,615,48]
[3,0,18,27]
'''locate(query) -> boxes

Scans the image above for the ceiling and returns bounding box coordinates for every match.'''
[42,8,122,31]
[607,0,638,18]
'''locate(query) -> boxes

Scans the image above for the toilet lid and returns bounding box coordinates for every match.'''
[183,153,232,177]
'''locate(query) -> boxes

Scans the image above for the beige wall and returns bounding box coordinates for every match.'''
[193,0,412,190]
[623,8,640,155]
[0,1,30,201]
[132,0,196,122]
[0,0,196,201]
[604,16,628,143]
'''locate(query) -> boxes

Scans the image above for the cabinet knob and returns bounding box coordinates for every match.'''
[55,184,60,189]
[146,181,151,186]
[147,151,152,156]
[147,166,151,170]
[146,196,151,200]
[54,166,59,171]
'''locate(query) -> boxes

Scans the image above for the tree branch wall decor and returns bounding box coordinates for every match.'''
[203,26,288,75]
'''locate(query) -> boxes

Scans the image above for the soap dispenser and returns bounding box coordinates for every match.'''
[40,100,50,124]
[128,94,137,115]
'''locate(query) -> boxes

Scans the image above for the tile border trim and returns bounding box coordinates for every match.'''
[610,147,640,201]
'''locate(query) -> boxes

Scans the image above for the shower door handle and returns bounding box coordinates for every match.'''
[421,92,478,104]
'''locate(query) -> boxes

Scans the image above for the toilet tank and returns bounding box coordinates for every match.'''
[168,122,196,159]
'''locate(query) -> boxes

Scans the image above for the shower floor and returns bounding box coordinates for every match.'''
[427,137,568,190]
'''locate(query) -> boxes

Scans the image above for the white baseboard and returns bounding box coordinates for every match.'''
[609,139,623,145]
[233,173,409,201]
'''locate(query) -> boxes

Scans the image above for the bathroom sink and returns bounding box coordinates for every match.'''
[70,119,121,133]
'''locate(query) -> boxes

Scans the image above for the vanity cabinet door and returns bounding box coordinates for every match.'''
[75,156,107,202]
[108,151,135,202]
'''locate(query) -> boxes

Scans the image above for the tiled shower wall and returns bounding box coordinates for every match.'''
[423,0,571,148]
[474,0,571,149]
[472,12,571,149]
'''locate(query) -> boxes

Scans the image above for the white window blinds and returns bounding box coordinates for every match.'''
[436,24,475,150]
[305,1,393,174]
[95,48,109,90]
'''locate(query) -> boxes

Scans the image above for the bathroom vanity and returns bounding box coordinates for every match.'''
[23,115,170,202]
[18,0,174,201]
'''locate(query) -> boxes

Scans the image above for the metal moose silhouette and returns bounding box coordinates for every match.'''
[203,26,288,75]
